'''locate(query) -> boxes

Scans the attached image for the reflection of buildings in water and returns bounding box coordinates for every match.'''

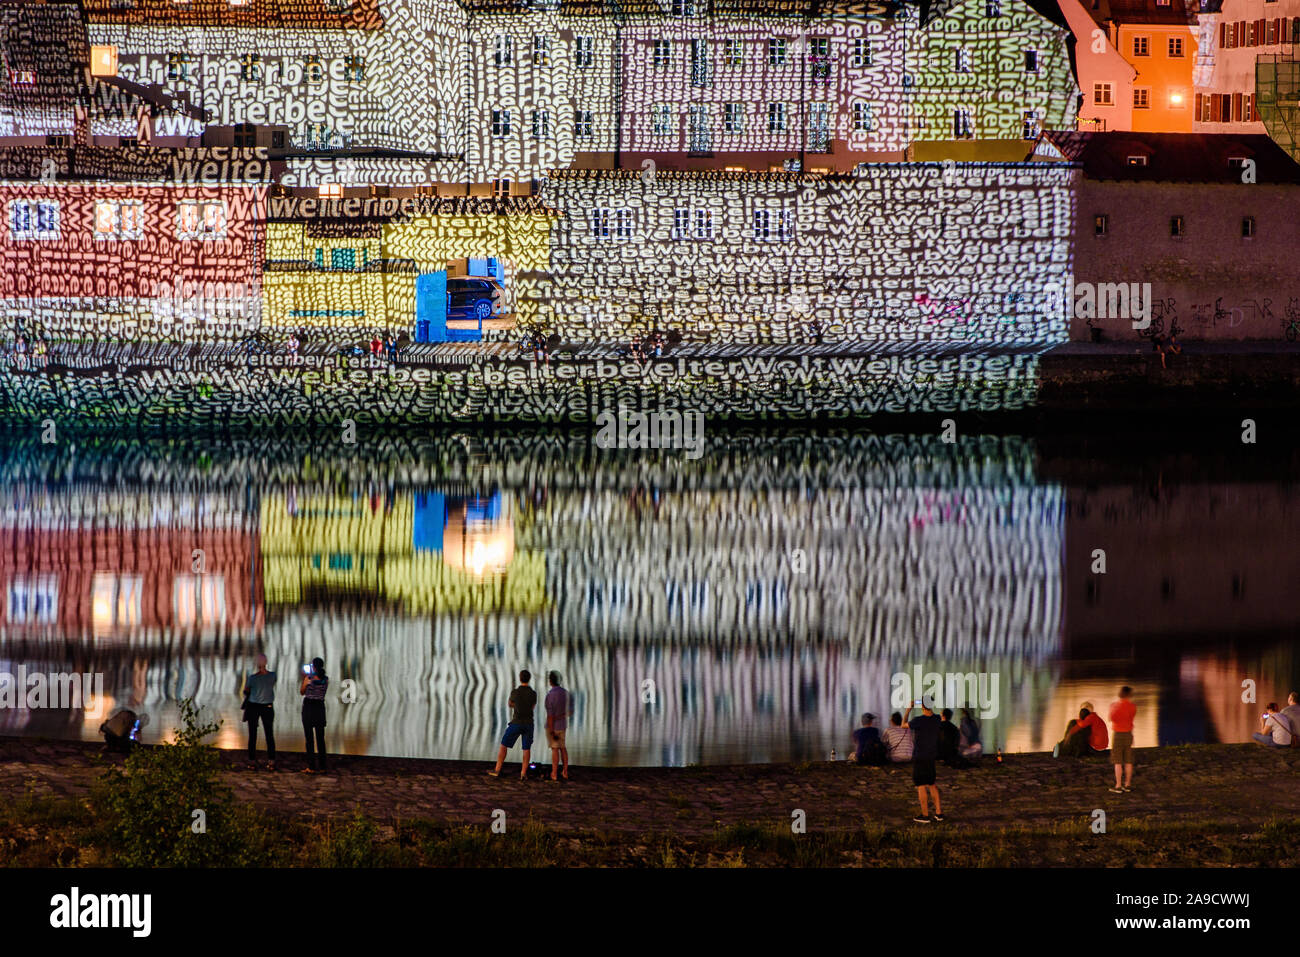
[259,488,542,616]
[1012,680,1160,755]
[1182,645,1299,746]
[1064,483,1300,644]
[0,486,260,639]
[536,485,1065,659]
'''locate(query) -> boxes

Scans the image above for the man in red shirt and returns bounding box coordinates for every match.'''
[1108,686,1137,793]
[1059,703,1108,757]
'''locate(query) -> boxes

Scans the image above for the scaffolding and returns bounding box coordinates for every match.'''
[1256,54,1300,161]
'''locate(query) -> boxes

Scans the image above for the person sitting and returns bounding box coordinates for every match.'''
[958,708,983,763]
[938,708,970,768]
[882,711,913,763]
[851,713,886,766]
[100,709,140,755]
[1059,703,1108,757]
[1253,703,1294,748]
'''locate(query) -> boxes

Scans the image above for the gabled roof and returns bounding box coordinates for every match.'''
[1038,130,1300,182]
[1085,0,1195,26]
[81,0,384,29]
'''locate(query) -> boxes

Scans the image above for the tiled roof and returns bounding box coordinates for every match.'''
[461,0,903,17]
[81,0,384,29]
[1086,0,1195,26]
[1039,130,1300,183]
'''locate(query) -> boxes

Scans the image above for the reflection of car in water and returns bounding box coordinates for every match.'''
[447,278,504,322]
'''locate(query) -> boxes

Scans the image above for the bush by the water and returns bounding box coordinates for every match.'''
[94,698,267,867]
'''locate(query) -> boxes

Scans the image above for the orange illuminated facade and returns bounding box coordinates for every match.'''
[1065,0,1199,132]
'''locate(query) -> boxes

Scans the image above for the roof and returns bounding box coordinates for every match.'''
[0,2,88,121]
[1038,130,1300,183]
[0,146,270,182]
[81,0,384,29]
[1085,0,1196,26]
[266,195,561,222]
[459,0,902,17]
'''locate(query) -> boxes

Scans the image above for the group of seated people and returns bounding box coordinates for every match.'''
[851,708,984,767]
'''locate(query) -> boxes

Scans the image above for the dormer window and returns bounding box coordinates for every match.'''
[1126,155,1148,166]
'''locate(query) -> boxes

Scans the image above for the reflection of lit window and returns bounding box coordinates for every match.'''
[92,574,142,632]
[173,573,226,627]
[7,575,58,624]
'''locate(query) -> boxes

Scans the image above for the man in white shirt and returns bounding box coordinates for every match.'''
[1253,702,1293,747]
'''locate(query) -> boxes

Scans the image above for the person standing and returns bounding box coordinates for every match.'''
[1108,686,1137,793]
[544,671,573,781]
[906,697,944,823]
[299,657,329,774]
[488,670,537,780]
[242,653,277,770]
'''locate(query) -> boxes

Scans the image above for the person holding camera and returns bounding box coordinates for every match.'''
[299,657,329,773]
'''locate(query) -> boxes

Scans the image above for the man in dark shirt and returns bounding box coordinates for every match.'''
[938,708,968,768]
[851,713,884,765]
[905,697,944,823]
[488,669,538,780]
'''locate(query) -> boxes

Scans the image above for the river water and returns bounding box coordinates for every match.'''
[1,430,1296,765]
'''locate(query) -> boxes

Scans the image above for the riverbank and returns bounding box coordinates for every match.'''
[3,339,1299,427]
[3,736,1296,867]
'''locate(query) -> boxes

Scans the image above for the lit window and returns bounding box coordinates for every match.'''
[1094,214,1108,236]
[173,573,226,628]
[723,39,743,67]
[1170,215,1184,236]
[767,102,787,132]
[1126,154,1148,166]
[91,46,118,77]
[240,54,262,81]
[319,183,343,199]
[723,102,745,133]
[94,199,144,240]
[653,40,672,68]
[494,35,514,66]
[9,200,60,240]
[533,36,550,66]
[177,200,227,239]
[1242,215,1255,238]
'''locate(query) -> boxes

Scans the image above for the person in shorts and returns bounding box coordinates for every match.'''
[488,670,537,780]
[1108,686,1137,793]
[905,697,944,823]
[544,671,573,781]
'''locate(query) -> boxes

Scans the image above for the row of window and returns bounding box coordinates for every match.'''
[1095,213,1257,238]
[588,207,795,242]
[8,199,228,241]
[954,48,1038,73]
[487,103,878,139]
[1092,83,1259,119]
[168,54,367,82]
[1130,35,1185,58]
[953,108,1042,139]
[1219,16,1300,49]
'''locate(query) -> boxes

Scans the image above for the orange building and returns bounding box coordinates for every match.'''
[1066,0,1200,132]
